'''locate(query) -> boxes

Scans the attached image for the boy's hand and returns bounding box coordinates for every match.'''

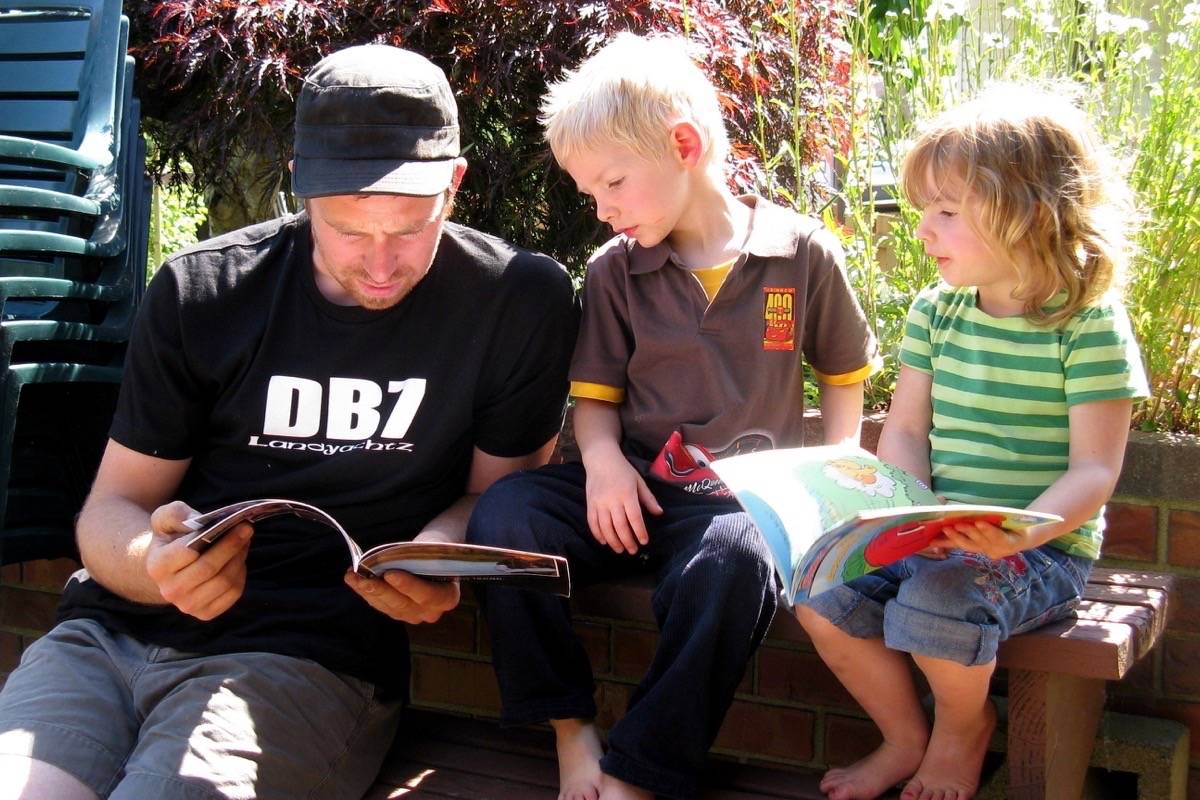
[941,519,1030,560]
[585,454,663,555]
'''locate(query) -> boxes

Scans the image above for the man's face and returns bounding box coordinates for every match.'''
[307,165,464,310]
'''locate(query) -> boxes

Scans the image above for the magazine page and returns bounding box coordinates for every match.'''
[183,498,571,596]
[183,498,360,556]
[795,504,1062,601]
[712,445,936,596]
[711,446,1062,605]
[357,541,571,596]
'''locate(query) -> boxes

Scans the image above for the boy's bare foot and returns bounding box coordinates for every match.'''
[900,700,996,800]
[552,719,605,800]
[819,739,926,800]
[598,772,654,800]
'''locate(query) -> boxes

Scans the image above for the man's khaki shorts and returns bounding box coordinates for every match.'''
[0,618,402,799]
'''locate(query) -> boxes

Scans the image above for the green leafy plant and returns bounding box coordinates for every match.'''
[129,0,851,276]
[785,0,1200,430]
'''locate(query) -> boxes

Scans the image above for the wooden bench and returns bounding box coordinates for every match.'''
[369,567,1172,800]
[993,567,1173,799]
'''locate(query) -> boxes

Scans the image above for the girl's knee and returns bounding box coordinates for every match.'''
[896,558,994,618]
[794,603,847,642]
[793,603,827,632]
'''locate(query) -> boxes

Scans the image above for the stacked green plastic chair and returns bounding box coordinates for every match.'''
[0,0,150,564]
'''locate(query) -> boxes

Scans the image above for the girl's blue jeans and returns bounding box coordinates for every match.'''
[804,544,1091,666]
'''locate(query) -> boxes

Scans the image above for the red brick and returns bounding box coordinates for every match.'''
[1107,696,1200,759]
[1167,510,1200,568]
[612,627,656,680]
[714,700,814,761]
[1163,636,1200,697]
[408,654,501,715]
[407,604,477,653]
[824,714,883,767]
[757,647,857,709]
[1168,575,1200,634]
[594,681,633,730]
[18,558,82,592]
[765,609,809,644]
[736,657,753,695]
[0,631,22,674]
[1100,503,1157,562]
[0,564,19,584]
[0,587,61,633]
[576,621,611,674]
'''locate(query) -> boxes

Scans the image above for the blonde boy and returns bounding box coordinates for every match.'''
[467,33,878,800]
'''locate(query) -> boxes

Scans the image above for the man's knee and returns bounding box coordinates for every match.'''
[0,755,99,800]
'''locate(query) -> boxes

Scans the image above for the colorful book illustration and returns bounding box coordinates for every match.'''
[710,446,1062,605]
[183,498,571,596]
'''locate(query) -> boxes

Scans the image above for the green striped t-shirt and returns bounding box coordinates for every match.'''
[900,285,1149,558]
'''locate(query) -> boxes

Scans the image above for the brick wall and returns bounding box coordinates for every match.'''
[1095,430,1200,797]
[3,418,1198,791]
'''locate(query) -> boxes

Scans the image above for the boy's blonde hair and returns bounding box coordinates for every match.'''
[901,83,1135,326]
[540,32,729,176]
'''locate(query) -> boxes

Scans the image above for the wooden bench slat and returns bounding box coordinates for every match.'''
[998,618,1138,679]
[702,761,844,799]
[384,737,558,790]
[1077,592,1166,657]
[1086,567,1174,592]
[378,710,837,799]
[366,756,556,798]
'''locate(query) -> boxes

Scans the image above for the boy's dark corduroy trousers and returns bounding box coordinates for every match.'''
[467,462,779,799]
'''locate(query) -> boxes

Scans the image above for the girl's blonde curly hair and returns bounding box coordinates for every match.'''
[901,83,1135,326]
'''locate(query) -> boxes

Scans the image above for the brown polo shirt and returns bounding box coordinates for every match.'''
[569,195,878,461]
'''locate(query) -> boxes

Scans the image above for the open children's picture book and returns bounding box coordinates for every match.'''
[709,445,1062,605]
[183,499,571,596]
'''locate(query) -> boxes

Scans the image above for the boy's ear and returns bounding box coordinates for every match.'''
[670,122,704,169]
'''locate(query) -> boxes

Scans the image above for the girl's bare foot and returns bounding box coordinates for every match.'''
[597,772,654,800]
[552,719,605,800]
[900,700,996,800]
[820,738,927,800]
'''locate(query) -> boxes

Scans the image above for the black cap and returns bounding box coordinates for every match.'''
[291,44,460,198]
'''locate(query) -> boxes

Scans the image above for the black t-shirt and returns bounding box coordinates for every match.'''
[58,213,579,695]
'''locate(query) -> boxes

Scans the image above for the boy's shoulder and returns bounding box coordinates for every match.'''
[582,195,837,279]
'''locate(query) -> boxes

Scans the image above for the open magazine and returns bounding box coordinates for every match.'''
[710,445,1062,605]
[183,499,571,596]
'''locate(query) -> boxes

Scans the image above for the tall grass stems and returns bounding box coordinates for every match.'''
[761,0,1200,431]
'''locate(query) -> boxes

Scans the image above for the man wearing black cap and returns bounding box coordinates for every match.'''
[0,45,578,799]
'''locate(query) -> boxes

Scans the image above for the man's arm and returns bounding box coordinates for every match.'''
[345,437,559,623]
[77,440,255,619]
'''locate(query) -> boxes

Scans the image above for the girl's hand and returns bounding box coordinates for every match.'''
[584,452,663,555]
[941,519,1030,560]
